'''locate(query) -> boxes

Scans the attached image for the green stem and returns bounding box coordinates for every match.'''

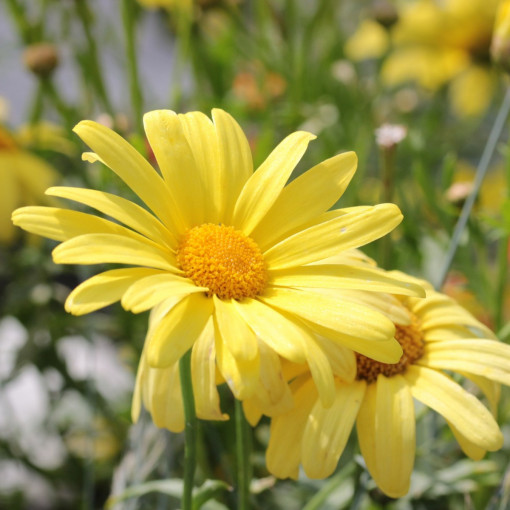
[75,0,115,117]
[121,0,144,135]
[380,145,397,268]
[5,0,33,44]
[495,234,509,331]
[235,399,252,510]
[29,81,45,125]
[179,349,197,510]
[41,78,75,132]
[435,86,510,289]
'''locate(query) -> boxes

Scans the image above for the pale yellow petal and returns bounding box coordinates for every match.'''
[356,383,377,476]
[419,339,510,385]
[143,110,203,230]
[301,331,335,408]
[266,377,317,479]
[146,293,214,367]
[121,273,206,313]
[268,264,424,297]
[12,206,143,242]
[46,186,176,248]
[178,111,221,222]
[232,298,308,363]
[192,320,228,422]
[460,373,501,415]
[406,365,503,450]
[73,120,176,228]
[448,419,486,461]
[251,152,357,250]
[53,233,178,272]
[214,322,260,400]
[144,360,184,432]
[315,336,357,382]
[302,380,366,478]
[246,341,294,415]
[260,287,400,359]
[211,108,253,223]
[373,374,415,498]
[66,267,164,315]
[263,204,402,270]
[233,131,316,235]
[213,296,259,361]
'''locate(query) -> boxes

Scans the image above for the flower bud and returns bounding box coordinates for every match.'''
[23,43,59,78]
[491,0,510,73]
[371,0,399,29]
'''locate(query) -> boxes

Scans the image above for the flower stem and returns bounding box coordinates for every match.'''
[435,86,510,289]
[380,145,396,268]
[235,399,252,510]
[179,349,197,510]
[121,0,144,136]
[74,0,115,117]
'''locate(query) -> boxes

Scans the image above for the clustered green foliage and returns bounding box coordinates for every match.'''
[1,0,510,509]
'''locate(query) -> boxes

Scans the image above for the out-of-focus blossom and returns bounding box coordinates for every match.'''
[491,0,510,72]
[347,0,500,117]
[232,64,287,111]
[23,42,59,78]
[0,126,58,244]
[375,123,407,149]
[344,19,389,61]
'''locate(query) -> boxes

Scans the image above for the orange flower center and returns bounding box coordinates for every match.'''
[356,314,424,383]
[177,223,267,300]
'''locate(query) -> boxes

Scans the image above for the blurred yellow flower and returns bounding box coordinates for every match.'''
[13,109,424,411]
[347,0,500,116]
[265,273,509,498]
[0,125,57,244]
[491,0,510,72]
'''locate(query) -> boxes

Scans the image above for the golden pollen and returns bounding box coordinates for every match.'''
[177,223,267,300]
[356,313,425,383]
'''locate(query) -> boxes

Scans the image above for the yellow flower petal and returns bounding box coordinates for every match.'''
[447,419,486,461]
[12,206,139,242]
[301,380,366,478]
[143,110,202,230]
[261,287,401,361]
[213,296,259,361]
[263,204,402,270]
[73,120,176,228]
[46,186,176,249]
[315,337,357,382]
[121,273,206,313]
[232,298,308,363]
[251,151,357,250]
[53,233,178,272]
[268,264,424,297]
[192,320,228,422]
[178,111,221,223]
[356,383,377,477]
[266,377,317,479]
[214,323,260,400]
[211,108,253,223]
[233,131,316,235]
[66,267,163,315]
[420,339,510,385]
[406,365,503,451]
[301,331,335,408]
[146,293,214,367]
[373,374,415,498]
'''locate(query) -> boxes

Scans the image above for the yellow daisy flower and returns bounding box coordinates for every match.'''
[12,109,423,404]
[0,125,57,244]
[265,274,508,498]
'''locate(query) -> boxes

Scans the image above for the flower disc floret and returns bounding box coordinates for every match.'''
[177,223,267,300]
[356,314,424,383]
